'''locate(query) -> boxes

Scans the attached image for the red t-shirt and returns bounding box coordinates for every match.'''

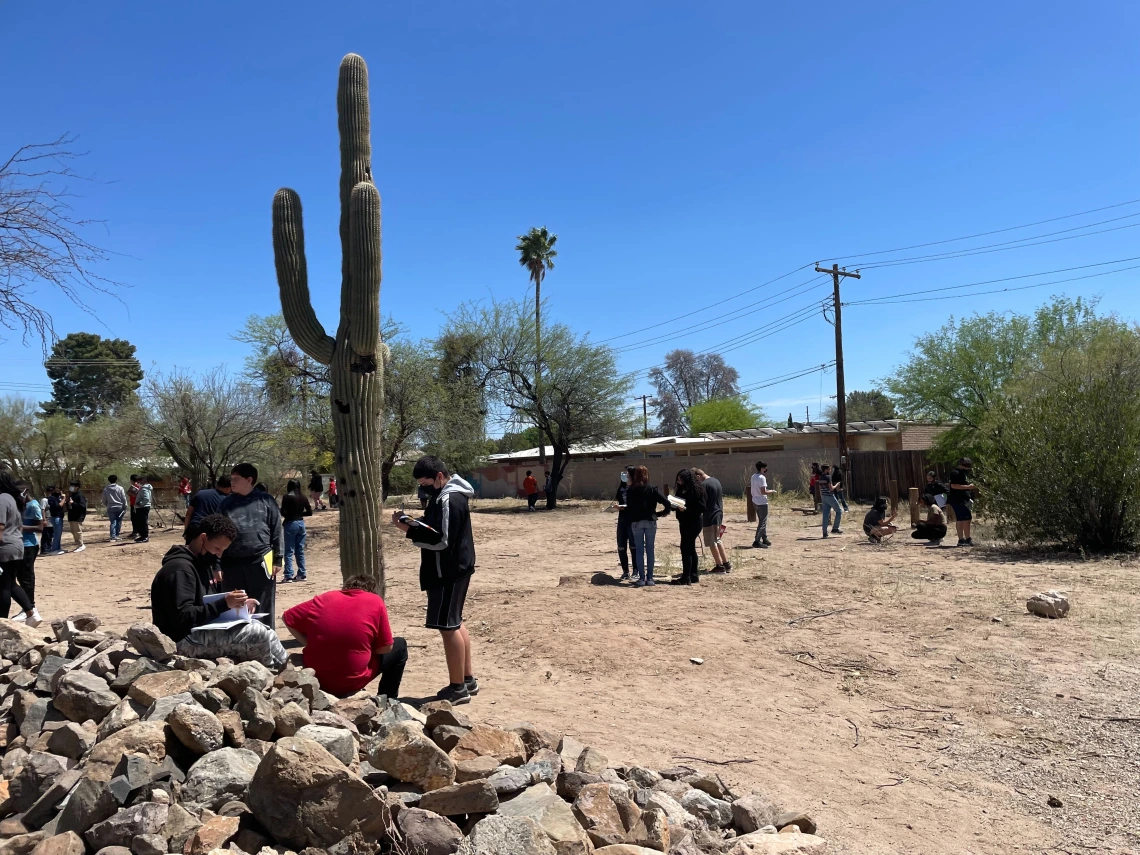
[523,476,538,495]
[282,589,394,696]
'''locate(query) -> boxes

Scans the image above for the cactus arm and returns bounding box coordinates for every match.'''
[273,188,335,365]
[346,181,381,357]
[337,54,372,298]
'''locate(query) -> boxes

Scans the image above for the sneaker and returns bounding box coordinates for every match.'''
[136,538,148,544]
[464,676,480,696]
[710,564,726,574]
[832,529,843,534]
[757,541,770,549]
[634,579,646,588]
[436,683,471,705]
[645,579,656,586]
[26,609,42,628]
[74,545,86,552]
[619,573,630,581]
[296,575,307,582]
[956,538,966,547]
[669,577,690,586]
[282,576,294,583]
[11,612,26,623]
[964,538,975,546]
[822,532,829,539]
[723,561,733,572]
[751,541,762,548]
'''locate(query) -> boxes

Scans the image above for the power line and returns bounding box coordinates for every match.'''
[737,362,835,395]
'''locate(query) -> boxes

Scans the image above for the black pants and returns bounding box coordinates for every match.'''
[221,555,277,627]
[375,637,409,700]
[134,507,150,539]
[527,493,538,509]
[680,523,701,582]
[129,507,140,538]
[616,516,632,574]
[0,558,34,618]
[19,545,37,606]
[40,525,52,553]
[913,523,948,541]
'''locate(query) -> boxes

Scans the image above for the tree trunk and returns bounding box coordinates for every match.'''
[536,277,545,467]
[546,444,569,509]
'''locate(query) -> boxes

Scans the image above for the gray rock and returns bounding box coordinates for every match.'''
[273,701,312,738]
[507,722,561,758]
[1027,591,1070,619]
[109,659,166,693]
[84,803,167,851]
[731,794,780,834]
[0,619,49,661]
[368,721,456,792]
[163,805,201,854]
[168,703,224,754]
[556,771,601,803]
[24,770,83,829]
[488,766,535,796]
[774,811,817,836]
[418,780,499,817]
[626,766,662,788]
[213,661,273,700]
[397,807,463,855]
[190,685,230,713]
[682,772,731,801]
[645,792,701,832]
[455,756,500,783]
[29,831,85,855]
[19,698,52,741]
[521,749,561,786]
[496,783,592,855]
[2,747,30,779]
[309,710,359,733]
[180,748,261,813]
[124,626,176,662]
[294,724,356,767]
[141,692,194,723]
[456,815,556,855]
[46,723,96,760]
[55,777,117,836]
[53,673,118,724]
[95,700,142,742]
[33,657,68,696]
[574,747,609,775]
[680,789,732,829]
[432,724,469,752]
[129,833,165,855]
[8,752,67,813]
[423,703,473,731]
[236,688,276,740]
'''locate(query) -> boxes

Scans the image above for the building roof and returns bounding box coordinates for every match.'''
[702,419,905,440]
[487,436,678,463]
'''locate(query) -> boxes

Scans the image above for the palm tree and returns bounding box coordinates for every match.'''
[516,226,558,464]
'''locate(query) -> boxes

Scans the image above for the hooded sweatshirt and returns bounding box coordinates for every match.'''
[151,544,227,641]
[406,475,476,591]
[102,483,128,514]
[219,490,284,562]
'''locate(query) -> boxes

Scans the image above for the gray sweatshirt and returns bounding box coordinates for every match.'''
[218,490,284,563]
[102,484,128,513]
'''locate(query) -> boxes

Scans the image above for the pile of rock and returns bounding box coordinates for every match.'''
[0,616,826,855]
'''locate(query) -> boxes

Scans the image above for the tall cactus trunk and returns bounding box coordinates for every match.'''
[272,53,386,594]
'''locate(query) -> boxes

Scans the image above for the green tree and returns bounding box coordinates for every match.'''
[649,350,741,435]
[42,332,143,422]
[494,426,543,454]
[686,397,765,435]
[446,299,632,507]
[823,389,897,422]
[884,296,1108,461]
[516,226,558,464]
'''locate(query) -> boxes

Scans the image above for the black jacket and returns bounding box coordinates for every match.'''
[674,484,707,532]
[151,544,227,642]
[624,484,671,523]
[66,491,88,522]
[219,490,284,562]
[407,476,476,591]
[280,492,313,523]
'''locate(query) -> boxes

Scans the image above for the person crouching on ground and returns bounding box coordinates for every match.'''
[912,494,948,545]
[862,497,898,543]
[151,514,287,669]
[693,469,731,574]
[283,576,407,699]
[392,455,478,705]
[672,468,707,586]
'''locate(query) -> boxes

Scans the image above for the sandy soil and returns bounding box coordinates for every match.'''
[32,497,1140,855]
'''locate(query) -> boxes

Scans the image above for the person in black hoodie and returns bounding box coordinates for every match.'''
[219,463,283,626]
[672,468,707,586]
[151,514,287,668]
[606,467,636,580]
[392,455,478,705]
[624,465,671,587]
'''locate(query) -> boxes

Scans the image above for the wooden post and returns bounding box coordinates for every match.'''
[747,498,756,522]
[890,480,898,516]
[908,487,921,526]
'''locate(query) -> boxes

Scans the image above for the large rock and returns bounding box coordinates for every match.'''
[733,795,781,834]
[397,808,463,855]
[163,805,201,854]
[594,848,667,855]
[46,723,96,760]
[557,772,602,803]
[53,673,118,724]
[680,789,732,829]
[455,756,500,782]
[248,736,387,848]
[28,832,84,855]
[774,812,817,836]
[574,747,609,775]
[168,704,224,754]
[215,710,244,747]
[523,749,562,786]
[558,736,585,771]
[141,692,194,724]
[508,722,561,758]
[496,783,593,855]
[84,804,167,851]
[451,725,527,767]
[418,780,499,817]
[725,832,828,854]
[432,725,469,752]
[33,658,68,696]
[644,793,700,832]
[54,777,117,836]
[180,748,260,813]
[127,671,201,707]
[368,722,456,792]
[273,702,312,738]
[0,619,48,660]
[124,626,176,661]
[110,659,166,693]
[24,770,83,828]
[0,832,46,855]
[573,783,640,848]
[1027,591,1070,619]
[7,753,67,814]
[213,662,273,700]
[96,701,141,743]
[182,814,239,855]
[236,689,276,741]
[294,725,355,766]
[628,809,669,852]
[86,723,168,782]
[489,766,537,797]
[456,815,557,855]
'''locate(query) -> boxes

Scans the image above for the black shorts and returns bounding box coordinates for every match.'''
[425,574,471,631]
[949,502,972,521]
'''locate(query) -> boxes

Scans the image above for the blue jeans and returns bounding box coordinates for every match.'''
[51,519,64,553]
[283,520,307,579]
[821,494,843,533]
[834,488,849,512]
[108,509,124,539]
[630,520,657,580]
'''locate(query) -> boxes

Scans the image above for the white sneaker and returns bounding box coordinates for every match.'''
[26,609,42,628]
[11,612,26,623]
[74,545,86,553]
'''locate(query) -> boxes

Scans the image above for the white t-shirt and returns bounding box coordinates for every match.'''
[751,473,768,506]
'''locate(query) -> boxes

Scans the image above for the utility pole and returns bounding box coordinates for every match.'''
[634,395,650,439]
[816,263,861,493]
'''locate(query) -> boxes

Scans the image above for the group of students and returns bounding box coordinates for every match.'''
[149,455,480,704]
[861,459,979,547]
[609,465,731,586]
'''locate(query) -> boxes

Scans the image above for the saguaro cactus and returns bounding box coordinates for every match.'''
[272,53,385,592]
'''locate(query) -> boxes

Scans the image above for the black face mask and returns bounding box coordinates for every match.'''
[422,484,442,499]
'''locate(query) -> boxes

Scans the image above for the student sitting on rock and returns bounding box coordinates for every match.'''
[150,513,288,669]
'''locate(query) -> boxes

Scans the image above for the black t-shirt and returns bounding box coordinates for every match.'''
[863,508,886,530]
[948,468,973,504]
[280,492,313,523]
[187,488,226,526]
[702,477,724,527]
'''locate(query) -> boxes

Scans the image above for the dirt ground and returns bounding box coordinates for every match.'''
[32,496,1140,855]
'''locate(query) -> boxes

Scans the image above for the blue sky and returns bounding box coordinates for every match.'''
[3,1,1139,429]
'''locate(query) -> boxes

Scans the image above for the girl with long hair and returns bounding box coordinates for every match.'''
[671,468,707,585]
[0,472,37,621]
[623,466,670,587]
[280,479,314,582]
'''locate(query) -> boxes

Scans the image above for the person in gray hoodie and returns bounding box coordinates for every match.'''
[219,462,283,626]
[133,476,154,543]
[101,475,128,542]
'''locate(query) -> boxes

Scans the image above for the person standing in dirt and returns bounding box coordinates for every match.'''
[809,462,822,512]
[624,466,671,586]
[102,475,128,542]
[523,470,539,512]
[0,472,37,621]
[308,470,326,511]
[948,457,978,547]
[133,476,153,544]
[128,475,141,540]
[819,464,843,538]
[751,461,775,548]
[327,477,339,509]
[178,476,192,509]
[393,455,478,705]
[607,467,634,580]
[185,476,233,532]
[15,480,44,626]
[279,479,313,583]
[694,469,730,573]
[65,480,88,552]
[671,468,707,586]
[45,487,63,555]
[219,463,284,626]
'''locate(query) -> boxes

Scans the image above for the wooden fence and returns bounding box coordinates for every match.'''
[848,450,951,502]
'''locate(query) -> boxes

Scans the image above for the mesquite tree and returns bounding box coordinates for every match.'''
[271,54,386,592]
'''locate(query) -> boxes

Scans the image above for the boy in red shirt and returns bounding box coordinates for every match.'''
[282,576,407,698]
[523,470,538,511]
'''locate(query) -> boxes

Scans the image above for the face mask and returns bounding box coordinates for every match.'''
[620,473,629,484]
[422,484,442,499]
[69,487,77,493]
